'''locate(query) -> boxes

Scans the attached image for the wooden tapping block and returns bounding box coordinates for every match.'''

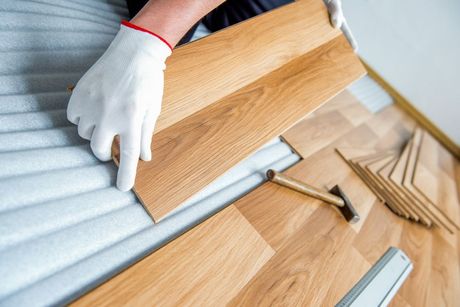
[391,134,456,233]
[73,206,275,306]
[413,130,460,229]
[155,0,342,133]
[132,35,365,222]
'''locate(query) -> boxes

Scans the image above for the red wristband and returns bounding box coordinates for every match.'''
[121,20,173,52]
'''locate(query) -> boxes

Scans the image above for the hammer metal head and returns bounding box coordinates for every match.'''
[329,185,360,224]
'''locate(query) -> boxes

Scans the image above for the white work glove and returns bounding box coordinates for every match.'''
[67,21,172,191]
[324,0,358,52]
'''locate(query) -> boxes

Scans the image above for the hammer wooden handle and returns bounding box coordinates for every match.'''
[266,169,345,207]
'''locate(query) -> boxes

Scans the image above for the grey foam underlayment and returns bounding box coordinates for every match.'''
[347,75,394,113]
[0,1,301,306]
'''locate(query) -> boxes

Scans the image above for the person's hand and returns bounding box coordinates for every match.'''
[324,0,358,52]
[67,21,172,191]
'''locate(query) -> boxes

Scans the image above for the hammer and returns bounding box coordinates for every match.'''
[266,169,360,223]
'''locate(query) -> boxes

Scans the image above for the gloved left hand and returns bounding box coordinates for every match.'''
[67,21,172,191]
[324,0,358,52]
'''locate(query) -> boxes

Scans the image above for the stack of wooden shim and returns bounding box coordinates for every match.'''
[337,127,460,233]
[117,0,366,222]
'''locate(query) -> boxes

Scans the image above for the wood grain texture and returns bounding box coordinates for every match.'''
[413,131,460,228]
[353,197,405,264]
[155,0,341,133]
[282,90,371,159]
[282,110,354,159]
[393,222,432,307]
[322,247,371,306]
[359,154,413,218]
[236,145,376,250]
[73,206,275,307]
[77,102,460,306]
[390,139,455,233]
[336,148,388,204]
[400,130,457,232]
[378,157,434,226]
[229,208,356,307]
[135,35,365,221]
[427,232,460,306]
[389,294,413,307]
[311,90,372,126]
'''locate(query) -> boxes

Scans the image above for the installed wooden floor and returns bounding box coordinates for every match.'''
[75,91,460,306]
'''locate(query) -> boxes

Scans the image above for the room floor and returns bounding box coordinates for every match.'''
[75,90,460,306]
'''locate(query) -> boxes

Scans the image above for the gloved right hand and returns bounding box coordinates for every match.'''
[324,0,358,52]
[67,21,172,191]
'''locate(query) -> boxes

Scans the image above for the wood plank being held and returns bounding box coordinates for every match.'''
[115,0,366,221]
[156,0,342,133]
[134,36,365,221]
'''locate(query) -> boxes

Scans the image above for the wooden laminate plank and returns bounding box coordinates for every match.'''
[336,148,388,204]
[353,152,410,217]
[237,125,378,250]
[366,155,420,219]
[413,131,460,228]
[357,154,413,219]
[353,198,404,264]
[390,137,455,233]
[155,0,341,133]
[412,131,441,208]
[135,35,365,221]
[281,110,354,159]
[437,140,457,180]
[377,157,434,226]
[389,294,413,307]
[374,122,414,152]
[301,90,372,126]
[365,105,405,138]
[397,222,432,307]
[79,103,459,305]
[228,207,356,306]
[427,232,460,306]
[403,129,458,231]
[322,247,371,305]
[73,206,275,306]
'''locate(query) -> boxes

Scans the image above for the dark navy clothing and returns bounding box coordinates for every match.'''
[126,0,294,44]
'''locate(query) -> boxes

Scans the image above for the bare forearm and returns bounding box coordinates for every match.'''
[131,0,224,47]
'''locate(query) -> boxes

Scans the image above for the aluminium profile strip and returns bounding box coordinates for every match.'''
[336,247,413,307]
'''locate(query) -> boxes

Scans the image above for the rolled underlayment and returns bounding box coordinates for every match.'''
[0,1,300,305]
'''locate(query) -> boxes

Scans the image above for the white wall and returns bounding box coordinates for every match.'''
[343,0,460,145]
